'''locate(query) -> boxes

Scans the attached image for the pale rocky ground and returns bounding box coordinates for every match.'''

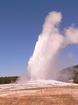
[0,80,78,105]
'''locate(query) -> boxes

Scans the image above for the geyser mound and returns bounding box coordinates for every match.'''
[19,11,78,82]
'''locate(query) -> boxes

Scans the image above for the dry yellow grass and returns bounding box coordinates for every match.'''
[0,86,78,105]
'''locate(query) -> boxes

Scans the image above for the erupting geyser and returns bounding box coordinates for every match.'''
[20,11,78,82]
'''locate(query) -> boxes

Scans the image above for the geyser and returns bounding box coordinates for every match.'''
[21,11,78,81]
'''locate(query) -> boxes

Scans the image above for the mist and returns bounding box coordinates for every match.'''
[20,11,78,82]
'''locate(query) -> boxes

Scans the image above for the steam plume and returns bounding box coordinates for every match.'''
[25,11,78,81]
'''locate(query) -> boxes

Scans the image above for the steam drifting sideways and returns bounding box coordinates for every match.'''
[24,11,78,81]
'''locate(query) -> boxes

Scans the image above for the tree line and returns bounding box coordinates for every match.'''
[0,73,78,84]
[0,76,18,84]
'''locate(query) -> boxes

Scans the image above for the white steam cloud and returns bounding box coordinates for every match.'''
[24,11,78,81]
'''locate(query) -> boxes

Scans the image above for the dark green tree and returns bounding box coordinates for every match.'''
[73,71,78,84]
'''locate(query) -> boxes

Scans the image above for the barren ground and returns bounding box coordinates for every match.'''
[0,86,78,105]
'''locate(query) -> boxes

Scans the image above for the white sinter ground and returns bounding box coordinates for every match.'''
[0,80,78,96]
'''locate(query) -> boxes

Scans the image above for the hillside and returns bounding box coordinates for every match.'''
[58,65,78,83]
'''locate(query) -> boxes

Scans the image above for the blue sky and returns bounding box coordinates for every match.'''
[0,0,78,76]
